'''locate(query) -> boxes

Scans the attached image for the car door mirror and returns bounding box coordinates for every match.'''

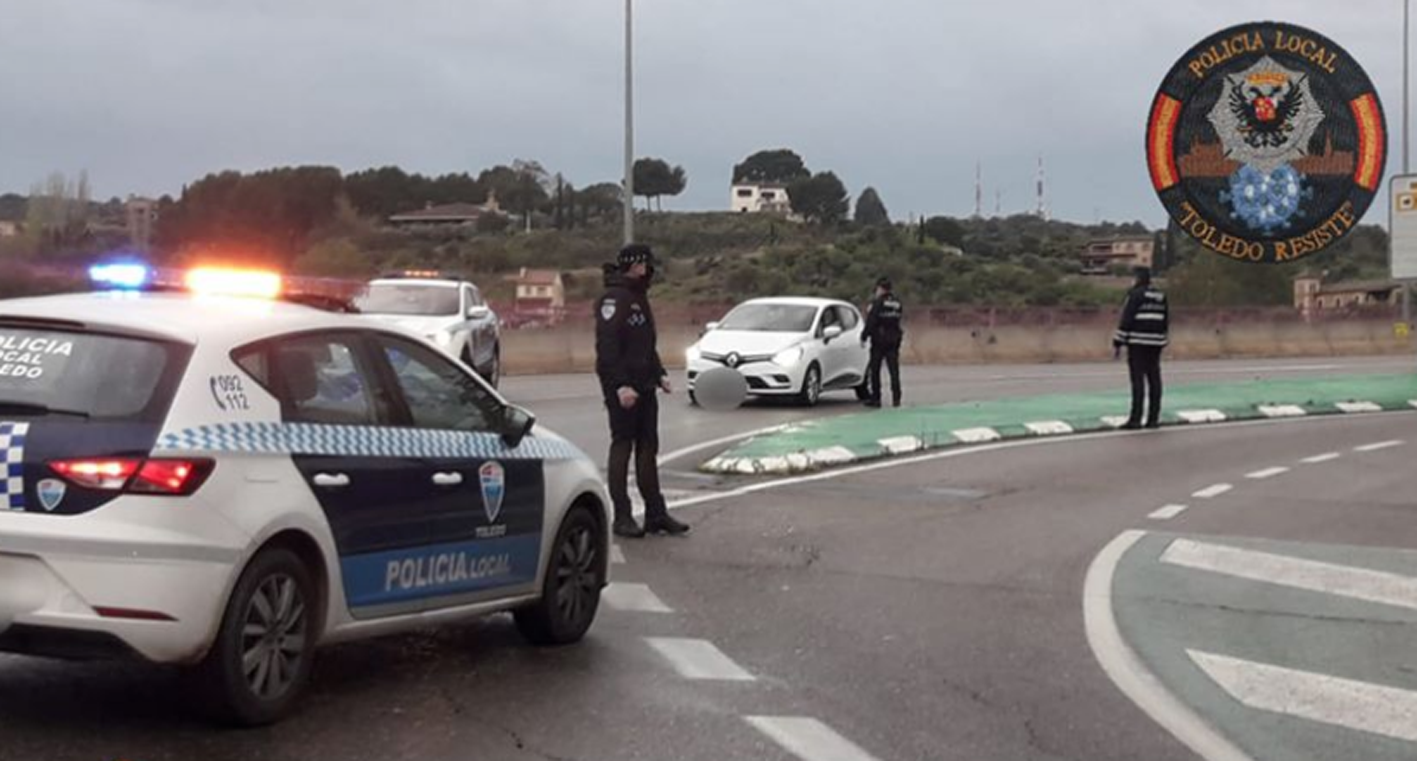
[823,325,844,341]
[705,321,720,332]
[467,305,491,320]
[499,404,536,448]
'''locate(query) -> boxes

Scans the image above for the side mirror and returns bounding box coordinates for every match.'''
[468,305,491,320]
[499,404,536,448]
[823,325,844,341]
[705,321,721,331]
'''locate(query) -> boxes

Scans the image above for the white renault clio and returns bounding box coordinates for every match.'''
[0,267,610,725]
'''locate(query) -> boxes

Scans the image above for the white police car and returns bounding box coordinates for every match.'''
[0,267,609,725]
[355,271,502,387]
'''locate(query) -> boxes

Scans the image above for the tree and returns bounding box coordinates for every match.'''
[478,164,550,216]
[733,149,810,184]
[922,216,966,248]
[578,182,622,224]
[854,187,890,226]
[633,158,688,211]
[787,171,850,224]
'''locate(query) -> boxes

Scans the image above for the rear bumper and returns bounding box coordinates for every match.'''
[0,502,248,664]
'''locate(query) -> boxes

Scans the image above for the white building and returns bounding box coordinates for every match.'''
[731,182,792,214]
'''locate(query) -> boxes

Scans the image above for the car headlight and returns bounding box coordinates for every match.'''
[432,330,454,347]
[772,346,804,367]
[686,345,701,362]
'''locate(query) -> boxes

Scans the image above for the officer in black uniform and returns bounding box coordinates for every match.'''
[1113,266,1170,429]
[862,277,905,408]
[595,244,690,538]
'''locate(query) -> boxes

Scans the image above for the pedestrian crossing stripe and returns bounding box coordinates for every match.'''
[155,422,583,461]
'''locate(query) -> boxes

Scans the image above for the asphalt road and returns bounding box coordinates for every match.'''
[1,359,1414,761]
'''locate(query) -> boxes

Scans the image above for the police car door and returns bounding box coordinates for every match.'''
[369,334,542,612]
[260,332,438,619]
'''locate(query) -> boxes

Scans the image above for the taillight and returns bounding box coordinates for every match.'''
[49,458,213,496]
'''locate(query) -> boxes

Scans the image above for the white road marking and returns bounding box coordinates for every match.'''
[1161,539,1417,611]
[1244,467,1289,480]
[657,424,791,466]
[806,446,858,466]
[1301,452,1342,464]
[1148,504,1189,520]
[1355,440,1405,453]
[1101,415,1131,428]
[1083,531,1256,761]
[1024,420,1074,436]
[1190,650,1417,744]
[952,427,1002,443]
[1336,401,1384,413]
[1177,409,1227,423]
[602,583,673,613]
[668,412,1417,514]
[745,716,882,761]
[878,435,923,455]
[645,637,756,681]
[610,544,626,565]
[1258,404,1306,418]
[1192,483,1234,499]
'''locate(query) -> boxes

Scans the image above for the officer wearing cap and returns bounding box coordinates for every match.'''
[1113,266,1169,429]
[595,244,690,538]
[862,277,905,408]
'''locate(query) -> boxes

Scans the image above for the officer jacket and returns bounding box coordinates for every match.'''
[595,266,666,394]
[1114,285,1169,348]
[863,293,905,348]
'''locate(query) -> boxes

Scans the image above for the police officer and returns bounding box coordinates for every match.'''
[1113,266,1169,429]
[595,244,690,538]
[862,277,905,408]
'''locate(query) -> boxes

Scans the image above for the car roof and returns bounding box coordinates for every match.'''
[368,278,465,288]
[0,291,369,346]
[739,296,851,309]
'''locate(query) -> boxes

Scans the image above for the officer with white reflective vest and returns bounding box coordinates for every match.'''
[1113,266,1169,429]
[594,244,690,538]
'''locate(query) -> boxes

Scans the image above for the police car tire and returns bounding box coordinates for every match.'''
[192,547,318,726]
[514,506,603,646]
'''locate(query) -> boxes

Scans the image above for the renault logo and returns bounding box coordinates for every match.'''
[725,352,741,368]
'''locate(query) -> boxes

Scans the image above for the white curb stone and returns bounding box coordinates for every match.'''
[1336,401,1382,413]
[1258,404,1306,418]
[1177,409,1227,423]
[878,435,924,455]
[952,427,1002,443]
[1025,420,1074,436]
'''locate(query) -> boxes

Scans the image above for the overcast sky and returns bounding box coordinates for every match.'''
[1,0,1410,227]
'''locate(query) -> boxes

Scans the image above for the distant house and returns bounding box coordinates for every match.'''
[389,192,507,229]
[1293,274,1399,313]
[512,268,565,322]
[731,182,792,214]
[1080,236,1155,275]
[125,196,157,252]
[0,221,19,238]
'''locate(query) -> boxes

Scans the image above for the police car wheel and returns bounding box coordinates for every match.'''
[797,364,822,407]
[515,506,603,646]
[192,547,318,726]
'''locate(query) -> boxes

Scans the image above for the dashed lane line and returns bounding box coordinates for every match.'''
[1160,539,1417,611]
[1147,504,1189,521]
[1301,452,1342,464]
[1354,440,1405,453]
[745,716,883,761]
[1192,483,1234,499]
[1244,466,1289,480]
[1190,650,1417,745]
[645,637,756,681]
[603,582,674,613]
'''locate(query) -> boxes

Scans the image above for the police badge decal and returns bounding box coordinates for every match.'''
[1147,22,1386,263]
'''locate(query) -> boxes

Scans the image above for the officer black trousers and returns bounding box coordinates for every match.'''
[868,344,902,406]
[604,392,667,521]
[1126,345,1163,426]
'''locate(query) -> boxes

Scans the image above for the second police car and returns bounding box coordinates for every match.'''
[0,266,609,725]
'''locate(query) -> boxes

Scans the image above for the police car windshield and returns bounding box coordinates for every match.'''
[719,304,819,333]
[355,283,460,317]
[0,327,185,421]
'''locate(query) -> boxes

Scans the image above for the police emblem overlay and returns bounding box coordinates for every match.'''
[1147,22,1386,263]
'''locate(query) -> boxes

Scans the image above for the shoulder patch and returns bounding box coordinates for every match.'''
[600,299,617,321]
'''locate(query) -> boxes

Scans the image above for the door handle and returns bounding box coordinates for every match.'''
[312,473,351,488]
[432,472,464,487]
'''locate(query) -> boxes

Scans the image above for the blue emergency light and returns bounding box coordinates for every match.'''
[89,263,152,289]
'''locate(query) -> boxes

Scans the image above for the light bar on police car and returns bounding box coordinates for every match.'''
[88,263,151,289]
[185,268,283,299]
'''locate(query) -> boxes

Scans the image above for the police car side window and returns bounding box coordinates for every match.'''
[377,337,495,432]
[270,336,380,426]
[836,307,859,331]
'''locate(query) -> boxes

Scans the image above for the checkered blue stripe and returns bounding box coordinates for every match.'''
[0,422,30,511]
[155,422,582,461]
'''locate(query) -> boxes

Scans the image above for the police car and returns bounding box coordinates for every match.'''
[0,266,610,725]
[355,271,502,387]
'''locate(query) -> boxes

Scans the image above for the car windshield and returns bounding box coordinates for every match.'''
[0,326,187,421]
[355,284,460,316]
[718,304,819,333]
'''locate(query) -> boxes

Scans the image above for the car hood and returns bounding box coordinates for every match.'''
[362,314,459,336]
[695,330,806,357]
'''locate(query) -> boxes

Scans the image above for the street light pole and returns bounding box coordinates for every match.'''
[1405,0,1412,325]
[622,0,635,247]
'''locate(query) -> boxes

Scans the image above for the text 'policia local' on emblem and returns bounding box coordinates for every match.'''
[1147,22,1386,263]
